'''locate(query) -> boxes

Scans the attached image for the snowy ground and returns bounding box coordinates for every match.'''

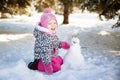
[0,11,120,80]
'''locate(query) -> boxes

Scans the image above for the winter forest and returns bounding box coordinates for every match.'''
[0,0,120,80]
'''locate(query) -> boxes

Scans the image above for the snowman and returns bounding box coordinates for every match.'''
[62,36,85,70]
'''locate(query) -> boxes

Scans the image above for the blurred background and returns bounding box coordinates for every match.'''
[0,0,120,28]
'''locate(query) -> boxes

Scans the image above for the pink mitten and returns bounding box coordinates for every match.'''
[60,41,70,49]
[44,63,53,75]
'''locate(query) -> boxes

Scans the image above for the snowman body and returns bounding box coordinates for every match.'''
[63,37,85,69]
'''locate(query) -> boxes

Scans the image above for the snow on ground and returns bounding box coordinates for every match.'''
[0,11,120,80]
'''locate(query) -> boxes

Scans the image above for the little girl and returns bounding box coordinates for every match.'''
[28,8,70,75]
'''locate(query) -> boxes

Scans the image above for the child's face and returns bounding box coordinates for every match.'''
[47,19,57,35]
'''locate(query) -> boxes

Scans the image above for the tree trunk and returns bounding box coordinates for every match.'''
[63,4,69,24]
[112,16,120,28]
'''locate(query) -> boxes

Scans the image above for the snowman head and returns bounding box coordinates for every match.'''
[71,36,80,45]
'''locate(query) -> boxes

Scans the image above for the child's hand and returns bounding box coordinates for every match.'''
[44,63,53,75]
[60,41,70,50]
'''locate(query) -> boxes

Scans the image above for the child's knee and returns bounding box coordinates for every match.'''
[52,63,61,72]
[38,60,45,72]
[57,56,63,65]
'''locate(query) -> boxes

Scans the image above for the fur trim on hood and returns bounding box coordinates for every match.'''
[35,24,50,33]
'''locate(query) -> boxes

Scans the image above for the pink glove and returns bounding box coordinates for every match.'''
[60,41,70,50]
[44,63,53,75]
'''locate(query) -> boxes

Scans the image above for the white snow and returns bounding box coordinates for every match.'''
[0,11,120,80]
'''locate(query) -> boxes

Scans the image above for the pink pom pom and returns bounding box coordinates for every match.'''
[44,8,51,13]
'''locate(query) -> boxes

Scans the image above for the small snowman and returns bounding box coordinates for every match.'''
[63,36,85,70]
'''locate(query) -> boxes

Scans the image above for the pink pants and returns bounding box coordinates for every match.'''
[38,56,63,73]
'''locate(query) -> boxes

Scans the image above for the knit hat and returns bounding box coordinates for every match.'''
[39,8,58,28]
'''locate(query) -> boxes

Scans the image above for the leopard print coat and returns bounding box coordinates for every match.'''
[33,26,61,65]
